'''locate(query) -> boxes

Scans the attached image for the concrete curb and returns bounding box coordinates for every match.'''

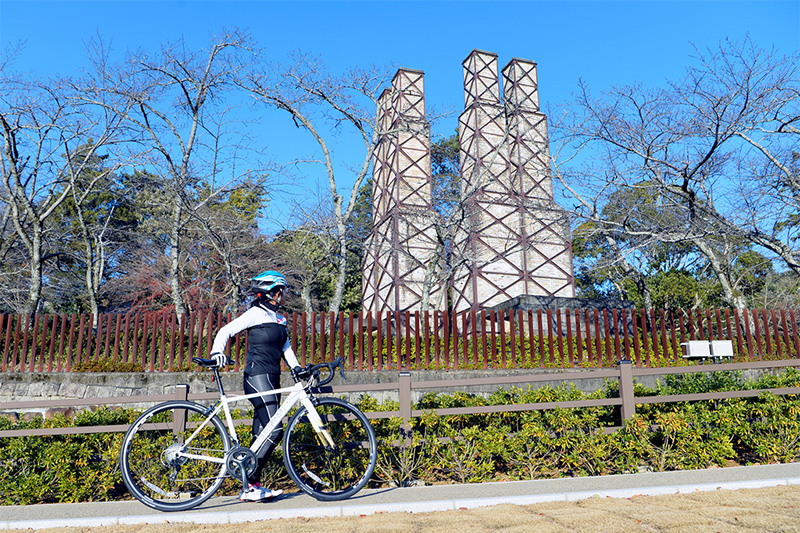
[4,475,800,529]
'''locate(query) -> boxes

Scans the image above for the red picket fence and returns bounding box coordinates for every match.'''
[1,308,799,373]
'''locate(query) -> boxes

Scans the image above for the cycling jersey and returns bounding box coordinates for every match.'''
[211,304,300,375]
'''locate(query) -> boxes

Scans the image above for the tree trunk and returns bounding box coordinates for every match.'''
[85,244,100,328]
[74,194,102,328]
[630,269,654,312]
[23,231,43,316]
[420,236,446,312]
[695,239,748,310]
[229,281,241,317]
[327,232,347,313]
[300,283,313,314]
[169,200,186,320]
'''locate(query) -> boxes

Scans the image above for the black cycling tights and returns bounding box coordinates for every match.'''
[243,372,283,483]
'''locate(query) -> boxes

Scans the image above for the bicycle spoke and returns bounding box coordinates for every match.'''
[120,401,230,512]
[283,398,377,500]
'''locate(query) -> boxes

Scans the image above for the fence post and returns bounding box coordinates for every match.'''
[618,360,635,423]
[173,383,190,435]
[399,371,412,443]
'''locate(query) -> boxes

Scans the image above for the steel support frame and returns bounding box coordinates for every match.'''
[364,51,575,314]
[451,50,574,311]
[362,69,441,314]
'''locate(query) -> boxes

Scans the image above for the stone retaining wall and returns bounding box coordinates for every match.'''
[0,368,627,414]
[0,367,774,420]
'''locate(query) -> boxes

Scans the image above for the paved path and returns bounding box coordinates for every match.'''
[3,463,800,529]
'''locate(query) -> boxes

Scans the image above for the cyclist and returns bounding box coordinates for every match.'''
[210,270,306,502]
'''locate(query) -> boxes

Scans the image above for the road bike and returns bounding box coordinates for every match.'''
[119,356,377,512]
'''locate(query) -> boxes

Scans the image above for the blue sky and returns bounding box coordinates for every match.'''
[1,0,799,225]
[2,1,797,109]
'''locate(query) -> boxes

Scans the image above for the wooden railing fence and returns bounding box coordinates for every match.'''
[3,358,800,438]
[1,308,799,373]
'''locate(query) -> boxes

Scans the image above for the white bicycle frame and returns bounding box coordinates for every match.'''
[175,381,336,467]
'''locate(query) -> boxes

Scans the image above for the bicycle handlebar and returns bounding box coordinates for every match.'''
[306,356,346,387]
[191,355,346,388]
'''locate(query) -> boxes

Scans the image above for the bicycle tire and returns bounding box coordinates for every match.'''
[119,400,231,512]
[283,397,377,501]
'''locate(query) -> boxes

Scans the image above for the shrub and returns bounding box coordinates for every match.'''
[0,408,138,504]
[72,360,144,372]
[734,393,800,463]
[5,369,800,505]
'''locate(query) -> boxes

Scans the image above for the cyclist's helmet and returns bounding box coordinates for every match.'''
[250,270,287,297]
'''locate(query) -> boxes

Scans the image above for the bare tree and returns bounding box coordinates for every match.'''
[240,53,391,313]
[418,128,530,312]
[184,180,271,315]
[63,146,130,324]
[86,30,258,321]
[273,227,336,314]
[0,63,128,315]
[418,197,474,312]
[551,37,800,309]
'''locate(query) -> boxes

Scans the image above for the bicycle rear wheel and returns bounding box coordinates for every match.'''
[119,400,231,512]
[283,397,377,501]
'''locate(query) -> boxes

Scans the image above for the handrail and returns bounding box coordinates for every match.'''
[3,359,800,438]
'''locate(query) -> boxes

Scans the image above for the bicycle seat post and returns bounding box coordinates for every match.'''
[211,367,226,396]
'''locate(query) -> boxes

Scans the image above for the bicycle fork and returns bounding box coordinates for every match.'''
[303,399,336,450]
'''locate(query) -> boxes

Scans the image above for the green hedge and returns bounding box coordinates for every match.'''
[3,369,800,504]
[363,368,800,486]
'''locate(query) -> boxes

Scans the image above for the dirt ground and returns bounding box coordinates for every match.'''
[29,485,800,533]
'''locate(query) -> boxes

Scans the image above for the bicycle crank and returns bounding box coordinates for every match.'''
[225,446,257,479]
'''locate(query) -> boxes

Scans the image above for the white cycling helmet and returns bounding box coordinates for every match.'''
[250,270,287,295]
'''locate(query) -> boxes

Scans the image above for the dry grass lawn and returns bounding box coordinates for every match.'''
[29,485,800,533]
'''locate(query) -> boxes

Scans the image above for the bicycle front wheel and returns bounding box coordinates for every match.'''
[283,397,377,501]
[119,400,231,512]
